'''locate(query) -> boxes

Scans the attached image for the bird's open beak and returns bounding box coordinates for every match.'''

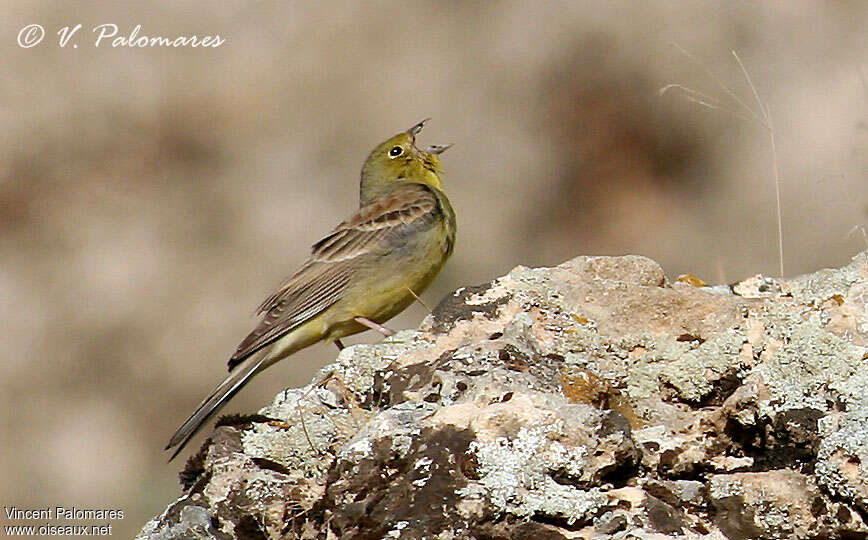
[407,118,430,137]
[426,144,453,155]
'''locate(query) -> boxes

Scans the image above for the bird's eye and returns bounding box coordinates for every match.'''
[388,146,403,158]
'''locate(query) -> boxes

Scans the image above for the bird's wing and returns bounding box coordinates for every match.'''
[309,184,437,262]
[228,184,438,369]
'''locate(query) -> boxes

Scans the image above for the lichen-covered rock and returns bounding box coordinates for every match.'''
[139,252,868,540]
[708,470,865,539]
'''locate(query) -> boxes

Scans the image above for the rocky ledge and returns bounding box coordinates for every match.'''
[139,253,868,539]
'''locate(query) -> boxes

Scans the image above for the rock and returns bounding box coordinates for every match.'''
[708,470,865,539]
[138,252,868,540]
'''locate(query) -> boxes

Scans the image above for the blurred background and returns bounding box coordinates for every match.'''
[2,1,866,536]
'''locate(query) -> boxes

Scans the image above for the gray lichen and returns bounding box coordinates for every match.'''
[458,422,606,524]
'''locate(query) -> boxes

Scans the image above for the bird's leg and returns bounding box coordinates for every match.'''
[334,339,345,350]
[354,317,395,337]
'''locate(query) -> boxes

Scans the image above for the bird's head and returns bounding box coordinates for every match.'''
[360,119,452,204]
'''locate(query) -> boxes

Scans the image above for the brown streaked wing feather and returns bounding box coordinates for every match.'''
[229,262,353,369]
[229,185,438,370]
[311,185,436,262]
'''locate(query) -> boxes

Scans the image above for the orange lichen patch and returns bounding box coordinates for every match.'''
[823,294,845,307]
[559,366,641,428]
[560,367,606,405]
[572,313,590,325]
[677,274,708,287]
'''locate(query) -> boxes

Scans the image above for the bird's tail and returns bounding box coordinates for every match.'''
[165,351,269,461]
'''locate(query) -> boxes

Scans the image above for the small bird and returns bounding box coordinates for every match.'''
[166,119,455,459]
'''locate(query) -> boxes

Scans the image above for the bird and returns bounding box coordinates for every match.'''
[166,119,456,459]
